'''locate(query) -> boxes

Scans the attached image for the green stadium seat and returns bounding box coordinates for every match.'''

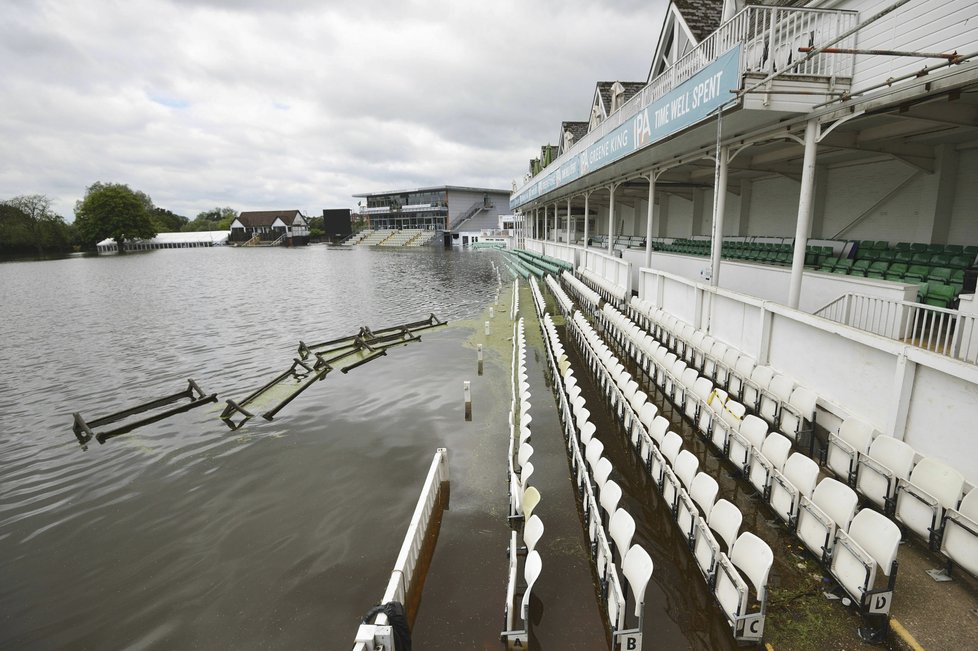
[885,263,908,280]
[820,256,840,271]
[904,264,930,282]
[944,244,963,255]
[851,259,871,276]
[911,253,933,266]
[931,253,953,268]
[894,250,913,264]
[928,267,952,284]
[924,283,956,309]
[895,242,911,251]
[926,243,944,255]
[911,243,928,253]
[776,252,791,265]
[874,241,889,250]
[866,261,889,279]
[878,249,897,263]
[949,254,973,269]
[859,240,875,251]
[951,269,965,295]
[964,245,978,258]
[833,259,854,274]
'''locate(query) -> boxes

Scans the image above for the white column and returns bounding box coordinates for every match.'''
[543,204,548,241]
[553,202,558,243]
[566,198,571,244]
[788,118,818,309]
[583,192,590,249]
[607,184,616,254]
[710,147,729,287]
[644,172,656,268]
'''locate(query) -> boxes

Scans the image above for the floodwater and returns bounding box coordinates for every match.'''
[0,246,508,649]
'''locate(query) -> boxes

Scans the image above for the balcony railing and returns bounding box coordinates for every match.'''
[816,293,978,365]
[512,5,856,203]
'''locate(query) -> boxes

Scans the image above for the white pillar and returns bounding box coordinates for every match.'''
[566,198,571,244]
[553,202,558,243]
[607,184,616,254]
[710,147,729,287]
[788,118,818,310]
[543,204,548,241]
[644,173,656,269]
[583,192,590,249]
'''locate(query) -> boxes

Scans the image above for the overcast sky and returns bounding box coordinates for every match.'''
[1,0,666,220]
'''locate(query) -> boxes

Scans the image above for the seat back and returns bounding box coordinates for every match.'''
[585,438,605,469]
[600,480,623,520]
[827,417,875,479]
[580,421,596,446]
[622,544,654,617]
[522,486,541,519]
[610,508,636,559]
[941,488,978,577]
[674,449,699,490]
[857,435,915,506]
[730,532,774,601]
[709,498,743,550]
[896,456,965,540]
[649,416,670,445]
[594,457,613,488]
[524,514,544,553]
[521,550,542,619]
[848,508,901,577]
[782,386,818,438]
[662,431,683,465]
[690,472,720,516]
[761,432,792,472]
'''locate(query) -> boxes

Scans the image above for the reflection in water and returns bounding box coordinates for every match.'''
[0,247,502,649]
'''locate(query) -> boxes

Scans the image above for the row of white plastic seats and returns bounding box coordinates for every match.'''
[540,312,653,645]
[612,298,976,578]
[579,267,629,304]
[503,317,543,641]
[826,417,977,575]
[584,306,908,628]
[568,309,773,643]
[529,276,547,317]
[544,274,574,315]
[624,297,817,446]
[561,270,601,308]
[510,279,519,321]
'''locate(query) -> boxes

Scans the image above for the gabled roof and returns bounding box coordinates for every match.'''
[559,121,590,154]
[236,210,304,227]
[674,0,723,42]
[595,81,647,116]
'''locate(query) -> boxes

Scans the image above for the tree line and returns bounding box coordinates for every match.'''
[1,182,241,256]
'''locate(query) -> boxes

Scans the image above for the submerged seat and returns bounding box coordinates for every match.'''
[895,457,965,548]
[693,499,742,583]
[856,435,916,513]
[728,414,768,473]
[769,453,820,526]
[826,417,876,484]
[830,509,900,619]
[940,487,978,578]
[678,472,720,539]
[714,532,773,642]
[797,477,859,563]
[747,432,792,497]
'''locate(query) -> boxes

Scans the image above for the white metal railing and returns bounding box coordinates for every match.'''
[353,448,450,650]
[511,5,856,202]
[816,293,978,364]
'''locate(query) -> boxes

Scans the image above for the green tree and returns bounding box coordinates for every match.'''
[151,207,189,232]
[74,182,156,249]
[0,194,72,255]
[183,206,237,232]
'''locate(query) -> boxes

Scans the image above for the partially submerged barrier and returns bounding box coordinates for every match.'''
[353,448,450,651]
[222,315,446,426]
[72,378,217,445]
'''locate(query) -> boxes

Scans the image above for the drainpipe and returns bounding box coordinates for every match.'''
[607,183,616,255]
[553,201,558,243]
[788,118,818,310]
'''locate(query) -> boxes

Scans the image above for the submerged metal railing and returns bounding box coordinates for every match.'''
[816,293,978,364]
[511,5,856,202]
[353,448,450,651]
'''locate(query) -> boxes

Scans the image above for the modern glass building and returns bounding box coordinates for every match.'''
[353,185,511,231]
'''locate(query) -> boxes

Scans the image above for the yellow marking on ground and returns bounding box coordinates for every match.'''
[890,618,925,651]
[765,643,774,651]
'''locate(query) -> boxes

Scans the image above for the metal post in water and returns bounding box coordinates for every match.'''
[485,320,491,336]
[464,380,472,421]
[490,306,495,319]
[478,344,484,376]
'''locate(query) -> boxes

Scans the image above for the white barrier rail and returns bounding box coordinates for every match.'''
[816,292,978,365]
[353,448,450,650]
